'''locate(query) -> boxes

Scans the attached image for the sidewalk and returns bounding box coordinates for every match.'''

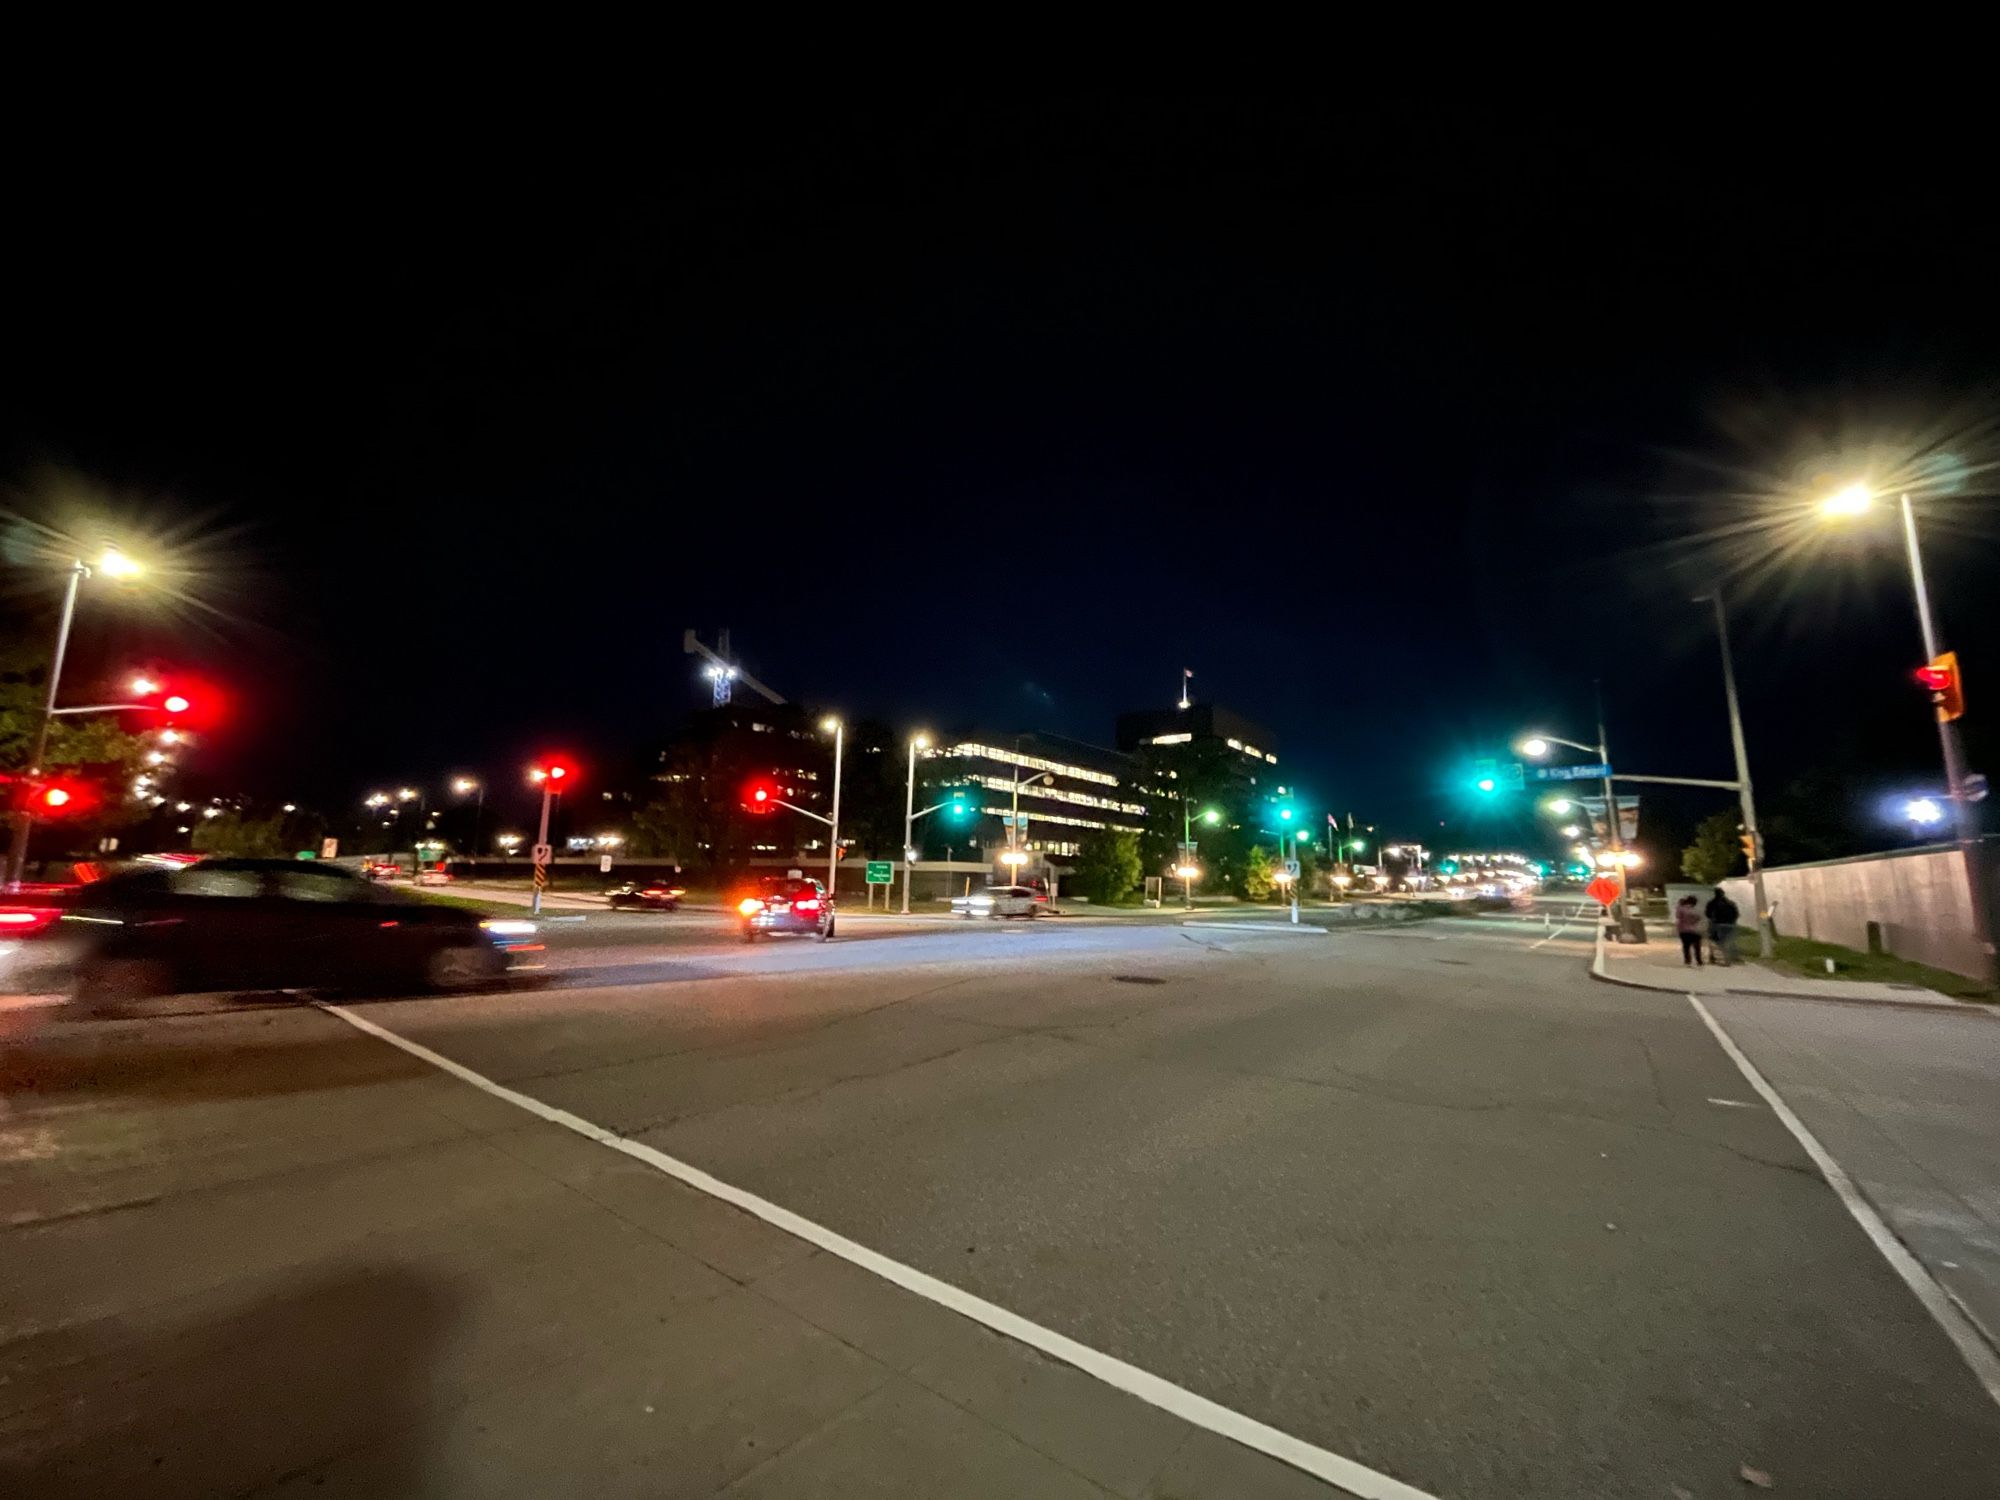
[1592,929,1976,1010]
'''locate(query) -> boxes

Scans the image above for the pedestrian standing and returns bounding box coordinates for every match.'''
[1705,886,1740,966]
[1674,895,1704,966]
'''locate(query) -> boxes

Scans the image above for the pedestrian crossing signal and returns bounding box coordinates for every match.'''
[1915,652,1964,722]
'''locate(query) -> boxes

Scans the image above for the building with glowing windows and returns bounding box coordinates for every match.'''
[931,733,1147,860]
[1115,703,1279,778]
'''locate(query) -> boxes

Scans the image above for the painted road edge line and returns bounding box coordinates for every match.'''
[1686,994,2000,1408]
[1179,921,1326,936]
[319,1001,1437,1500]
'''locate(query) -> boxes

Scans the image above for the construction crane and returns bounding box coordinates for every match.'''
[683,628,784,707]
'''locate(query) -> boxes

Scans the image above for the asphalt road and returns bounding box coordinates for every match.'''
[5,914,1997,1497]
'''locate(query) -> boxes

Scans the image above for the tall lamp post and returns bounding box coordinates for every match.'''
[1700,590,1773,957]
[1010,768,1053,874]
[1181,800,1221,908]
[902,733,928,915]
[1819,482,1993,968]
[820,717,844,900]
[452,776,485,858]
[5,547,143,885]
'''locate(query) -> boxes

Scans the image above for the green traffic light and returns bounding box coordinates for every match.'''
[1475,778,1497,793]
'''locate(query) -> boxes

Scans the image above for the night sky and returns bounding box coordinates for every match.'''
[6,108,1997,862]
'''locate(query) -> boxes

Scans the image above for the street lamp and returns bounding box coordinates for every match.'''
[1178,801,1222,909]
[5,547,146,884]
[452,776,485,857]
[820,717,844,902]
[1818,480,1992,969]
[1906,796,1944,828]
[902,733,929,914]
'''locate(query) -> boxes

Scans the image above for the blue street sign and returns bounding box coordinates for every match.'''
[1530,763,1611,782]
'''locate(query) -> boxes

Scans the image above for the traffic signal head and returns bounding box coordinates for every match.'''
[1915,652,1965,722]
[742,778,780,813]
[530,760,575,786]
[1471,757,1498,794]
[19,776,98,818]
[946,788,972,820]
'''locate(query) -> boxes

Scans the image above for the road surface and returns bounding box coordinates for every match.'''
[4,912,1995,1497]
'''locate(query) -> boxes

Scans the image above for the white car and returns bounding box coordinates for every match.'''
[952,884,1040,919]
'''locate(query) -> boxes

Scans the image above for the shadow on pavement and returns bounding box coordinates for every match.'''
[0,1263,459,1497]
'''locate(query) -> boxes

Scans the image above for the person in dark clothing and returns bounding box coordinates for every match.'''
[1674,895,1704,965]
[1705,888,1740,965]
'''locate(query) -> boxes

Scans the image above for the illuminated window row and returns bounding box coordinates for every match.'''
[1149,732,1192,745]
[975,804,1111,831]
[966,774,1146,817]
[945,742,1121,787]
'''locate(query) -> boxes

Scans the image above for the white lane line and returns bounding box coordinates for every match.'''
[1705,1097,1760,1110]
[1687,994,2000,1408]
[319,1001,1438,1500]
[1179,922,1326,936]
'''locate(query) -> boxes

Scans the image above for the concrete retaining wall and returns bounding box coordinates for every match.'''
[1722,843,1990,980]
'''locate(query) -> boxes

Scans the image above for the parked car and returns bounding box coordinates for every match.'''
[0,858,533,1005]
[607,880,686,911]
[952,884,1041,919]
[361,859,403,881]
[734,876,835,942]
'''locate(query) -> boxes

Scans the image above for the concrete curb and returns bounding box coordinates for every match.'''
[1589,928,1984,1013]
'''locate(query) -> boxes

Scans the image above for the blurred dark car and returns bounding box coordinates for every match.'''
[0,858,530,1005]
[607,880,685,911]
[734,875,834,942]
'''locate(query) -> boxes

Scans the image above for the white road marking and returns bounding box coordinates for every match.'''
[1179,922,1326,936]
[1688,994,2000,1408]
[1705,1097,1760,1110]
[320,1001,1439,1500]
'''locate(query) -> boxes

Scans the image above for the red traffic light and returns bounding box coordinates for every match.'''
[15,775,99,818]
[1915,652,1965,722]
[529,760,577,786]
[163,695,191,714]
[741,778,781,813]
[42,786,71,809]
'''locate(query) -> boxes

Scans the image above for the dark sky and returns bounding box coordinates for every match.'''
[5,106,1997,861]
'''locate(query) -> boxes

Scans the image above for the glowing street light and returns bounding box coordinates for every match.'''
[1906,797,1944,826]
[452,776,486,855]
[1818,478,1990,967]
[1520,737,1550,758]
[6,542,153,883]
[1818,481,1874,518]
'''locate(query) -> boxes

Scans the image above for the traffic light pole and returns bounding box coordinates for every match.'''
[1895,492,1994,973]
[531,783,554,916]
[825,721,843,902]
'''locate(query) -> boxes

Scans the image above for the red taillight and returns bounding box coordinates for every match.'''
[793,897,822,913]
[737,897,763,916]
[0,907,61,937]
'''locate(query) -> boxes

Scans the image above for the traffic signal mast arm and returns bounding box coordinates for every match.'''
[762,793,835,827]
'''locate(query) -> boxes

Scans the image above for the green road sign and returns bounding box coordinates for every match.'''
[865,860,894,885]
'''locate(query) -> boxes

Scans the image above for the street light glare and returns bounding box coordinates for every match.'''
[453,778,477,794]
[1906,796,1944,825]
[820,716,839,732]
[1819,482,1874,518]
[1519,737,1550,758]
[913,733,930,750]
[97,547,142,579]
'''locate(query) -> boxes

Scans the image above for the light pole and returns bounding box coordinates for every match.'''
[527,762,571,915]
[1701,590,1773,957]
[397,786,427,876]
[820,717,844,900]
[902,733,928,914]
[1181,800,1221,908]
[1820,482,1993,969]
[1011,768,1053,874]
[5,548,143,886]
[1520,709,1623,916]
[453,777,485,858]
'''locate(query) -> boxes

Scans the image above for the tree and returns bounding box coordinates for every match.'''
[1071,828,1142,904]
[0,648,149,782]
[1680,810,1742,886]
[190,812,290,858]
[1243,843,1276,901]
